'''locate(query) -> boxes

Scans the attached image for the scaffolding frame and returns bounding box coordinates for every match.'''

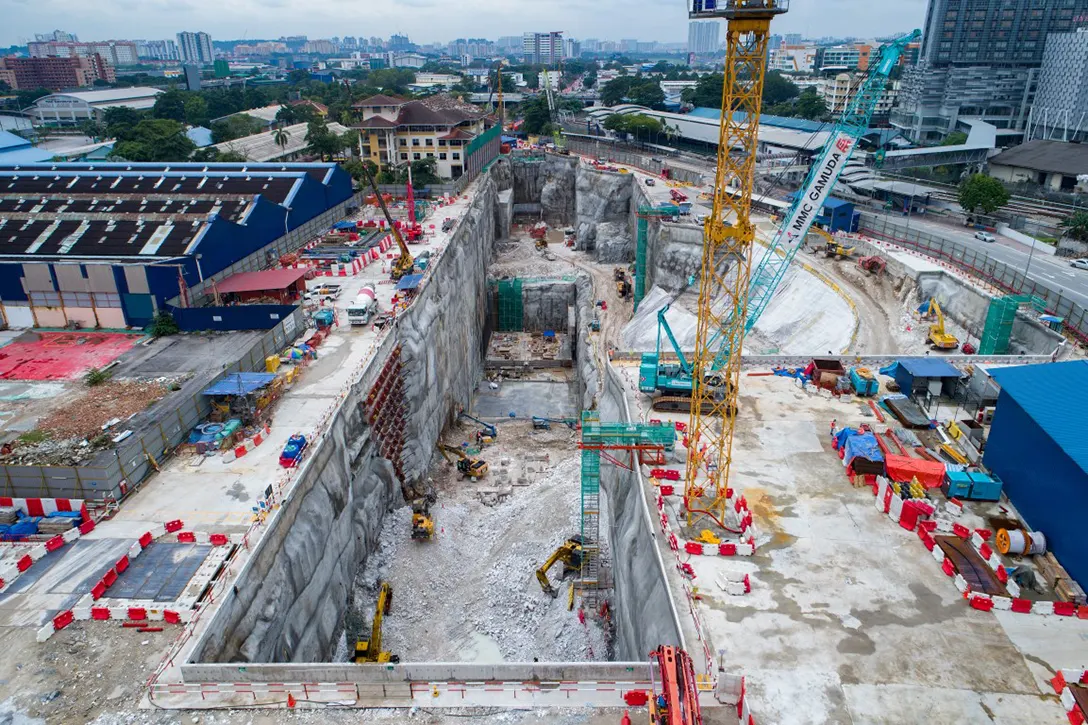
[978,294,1048,354]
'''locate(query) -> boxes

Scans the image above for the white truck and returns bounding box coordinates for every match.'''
[346,286,378,326]
[304,284,343,303]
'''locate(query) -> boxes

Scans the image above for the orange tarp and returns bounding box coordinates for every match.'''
[884,454,946,488]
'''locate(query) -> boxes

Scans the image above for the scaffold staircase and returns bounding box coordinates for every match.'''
[978,294,1049,354]
[578,411,676,606]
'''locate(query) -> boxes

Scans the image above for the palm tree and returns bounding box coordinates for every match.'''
[273,126,291,157]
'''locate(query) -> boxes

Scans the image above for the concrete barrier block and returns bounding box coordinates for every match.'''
[36,623,54,643]
[62,527,82,543]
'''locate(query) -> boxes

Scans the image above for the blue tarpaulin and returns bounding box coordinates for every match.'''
[843,432,884,465]
[332,220,357,231]
[396,274,423,291]
[203,373,276,396]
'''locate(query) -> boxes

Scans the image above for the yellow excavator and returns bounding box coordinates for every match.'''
[810,226,854,259]
[411,495,435,540]
[535,535,584,598]
[354,582,399,663]
[921,298,960,350]
[359,150,415,281]
[437,443,489,480]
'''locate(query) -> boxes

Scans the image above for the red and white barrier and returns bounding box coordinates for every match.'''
[1052,669,1088,725]
[0,496,89,521]
[224,425,272,462]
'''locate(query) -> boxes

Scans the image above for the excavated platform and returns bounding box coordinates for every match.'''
[617,370,1079,724]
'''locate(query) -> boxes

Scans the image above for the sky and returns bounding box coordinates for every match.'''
[2,0,929,48]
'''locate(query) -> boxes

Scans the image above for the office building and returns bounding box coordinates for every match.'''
[563,38,581,59]
[769,45,816,73]
[0,54,115,90]
[1029,29,1088,142]
[582,38,600,53]
[177,31,214,64]
[769,34,783,51]
[819,72,900,122]
[523,32,563,65]
[785,33,803,45]
[893,0,1088,143]
[815,44,861,72]
[688,21,720,55]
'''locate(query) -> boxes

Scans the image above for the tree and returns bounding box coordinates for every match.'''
[583,69,597,89]
[682,73,723,108]
[273,126,292,155]
[275,104,299,125]
[366,68,415,94]
[1060,211,1088,241]
[793,88,828,120]
[184,95,209,127]
[152,89,188,123]
[110,119,196,161]
[210,114,265,144]
[958,174,1010,215]
[15,87,50,110]
[940,131,968,146]
[762,71,799,107]
[79,119,106,141]
[520,95,553,135]
[629,81,666,110]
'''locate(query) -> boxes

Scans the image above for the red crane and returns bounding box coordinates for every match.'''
[648,646,702,725]
[403,165,423,242]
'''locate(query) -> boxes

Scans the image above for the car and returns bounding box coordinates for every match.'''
[1071,259,1088,270]
[974,231,996,243]
[644,178,656,186]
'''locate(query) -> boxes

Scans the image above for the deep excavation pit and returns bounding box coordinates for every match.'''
[185,156,683,673]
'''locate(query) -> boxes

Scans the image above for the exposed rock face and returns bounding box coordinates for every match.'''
[575,167,634,262]
[522,280,576,332]
[646,222,704,293]
[511,156,577,227]
[194,177,498,664]
[1057,235,1088,258]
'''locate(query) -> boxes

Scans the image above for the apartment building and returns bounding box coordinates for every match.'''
[353,93,499,180]
[0,54,115,90]
[27,40,138,66]
[176,31,214,64]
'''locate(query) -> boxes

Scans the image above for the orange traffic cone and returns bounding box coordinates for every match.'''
[286,693,296,708]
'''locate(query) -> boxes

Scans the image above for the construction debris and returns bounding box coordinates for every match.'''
[36,380,173,440]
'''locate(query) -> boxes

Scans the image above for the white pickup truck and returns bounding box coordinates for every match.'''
[304,284,343,303]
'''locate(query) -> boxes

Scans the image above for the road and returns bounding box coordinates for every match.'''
[868,212,1088,310]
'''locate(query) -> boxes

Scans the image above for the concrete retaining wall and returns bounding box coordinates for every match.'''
[598,364,684,660]
[190,177,499,664]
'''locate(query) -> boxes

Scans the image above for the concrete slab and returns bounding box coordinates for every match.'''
[109,542,212,600]
[473,380,578,419]
[0,538,131,625]
[621,373,1071,724]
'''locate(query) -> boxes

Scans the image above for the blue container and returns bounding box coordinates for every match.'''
[968,472,1003,501]
[943,471,972,499]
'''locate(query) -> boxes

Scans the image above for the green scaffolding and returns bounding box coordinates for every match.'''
[496,279,524,331]
[634,205,681,312]
[578,410,676,605]
[979,294,1048,355]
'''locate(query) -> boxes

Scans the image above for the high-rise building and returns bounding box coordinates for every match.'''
[893,0,1088,143]
[620,38,639,53]
[522,32,563,65]
[389,34,411,50]
[0,54,114,90]
[582,38,600,53]
[769,34,783,51]
[814,44,862,72]
[27,40,139,67]
[563,38,581,59]
[1029,29,1088,142]
[137,39,180,61]
[176,31,214,64]
[785,33,803,45]
[35,30,77,43]
[688,21,720,54]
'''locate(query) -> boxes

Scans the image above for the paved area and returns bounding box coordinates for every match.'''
[0,331,143,380]
[621,373,1079,724]
[109,542,212,600]
[473,378,579,419]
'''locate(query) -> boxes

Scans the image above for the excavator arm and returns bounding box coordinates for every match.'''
[535,537,583,598]
[355,582,398,663]
[358,148,414,280]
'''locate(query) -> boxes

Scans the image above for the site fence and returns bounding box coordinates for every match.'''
[563,138,707,186]
[0,308,305,501]
[858,212,1088,346]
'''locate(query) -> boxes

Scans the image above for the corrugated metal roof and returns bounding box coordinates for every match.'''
[0,130,31,151]
[897,358,962,378]
[989,361,1088,471]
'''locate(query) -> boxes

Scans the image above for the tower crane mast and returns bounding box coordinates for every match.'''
[683,0,787,526]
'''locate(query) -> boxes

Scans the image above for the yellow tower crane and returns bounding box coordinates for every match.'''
[684,0,787,527]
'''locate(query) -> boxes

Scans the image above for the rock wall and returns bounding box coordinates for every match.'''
[192,177,498,664]
[598,364,683,659]
[511,156,577,227]
[575,167,634,263]
[646,222,704,294]
[521,280,576,332]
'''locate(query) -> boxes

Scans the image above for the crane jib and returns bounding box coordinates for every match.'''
[781,131,855,241]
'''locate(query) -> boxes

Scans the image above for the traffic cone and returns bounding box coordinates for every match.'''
[621,711,632,725]
[286,693,296,708]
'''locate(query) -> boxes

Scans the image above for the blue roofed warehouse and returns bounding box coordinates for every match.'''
[983,361,1088,590]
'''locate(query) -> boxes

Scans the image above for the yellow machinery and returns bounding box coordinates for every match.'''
[922,298,960,350]
[357,142,414,281]
[411,495,434,540]
[536,535,584,597]
[810,227,854,259]
[614,267,632,298]
[437,443,489,480]
[683,0,788,527]
[354,582,399,663]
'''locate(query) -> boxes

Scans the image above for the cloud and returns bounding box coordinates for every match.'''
[3,0,927,47]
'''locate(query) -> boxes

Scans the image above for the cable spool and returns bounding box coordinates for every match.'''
[996,528,1047,556]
